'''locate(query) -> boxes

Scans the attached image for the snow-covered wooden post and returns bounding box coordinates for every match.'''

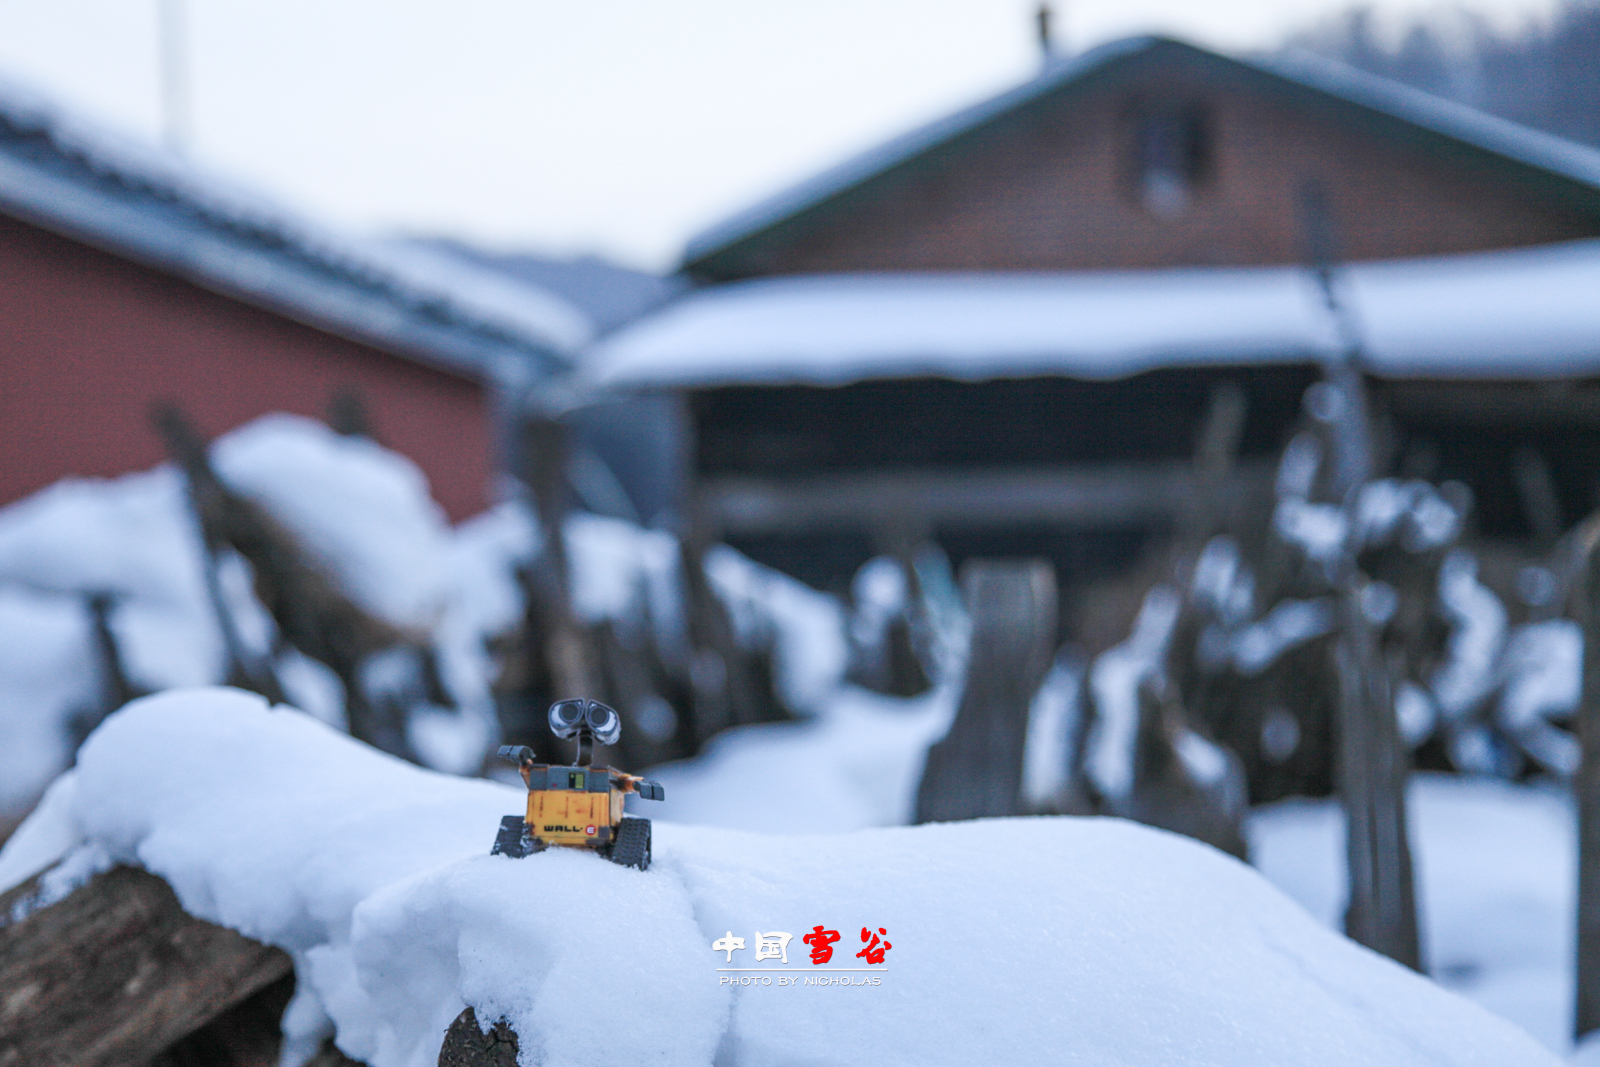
[1321,355,1421,972]
[1299,181,1420,970]
[1562,513,1600,1037]
[669,486,791,747]
[154,404,445,763]
[853,513,935,698]
[153,404,289,707]
[519,413,599,702]
[915,558,1056,822]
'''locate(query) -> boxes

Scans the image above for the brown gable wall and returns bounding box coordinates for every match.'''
[751,80,1600,275]
[0,213,494,522]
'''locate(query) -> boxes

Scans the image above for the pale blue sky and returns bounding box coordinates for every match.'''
[0,0,1564,269]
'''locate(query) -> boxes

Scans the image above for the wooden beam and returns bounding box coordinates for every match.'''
[1379,380,1600,429]
[1322,360,1421,973]
[1568,512,1600,1039]
[701,460,1275,536]
[0,865,293,1067]
[915,559,1057,822]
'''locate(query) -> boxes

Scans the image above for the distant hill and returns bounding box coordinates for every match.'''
[405,237,687,337]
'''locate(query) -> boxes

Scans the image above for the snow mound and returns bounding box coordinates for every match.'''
[646,685,957,832]
[213,414,455,632]
[0,689,1557,1067]
[0,468,219,813]
[0,412,508,806]
[1251,775,1575,1053]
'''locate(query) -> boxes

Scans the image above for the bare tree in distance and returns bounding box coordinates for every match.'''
[1281,0,1600,149]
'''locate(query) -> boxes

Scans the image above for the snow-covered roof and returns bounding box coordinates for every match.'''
[0,78,593,379]
[683,37,1600,275]
[587,238,1600,389]
[405,238,689,337]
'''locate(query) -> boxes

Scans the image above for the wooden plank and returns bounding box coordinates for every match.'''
[0,865,293,1067]
[1333,586,1421,970]
[1379,380,1600,429]
[1567,513,1600,1038]
[915,559,1057,822]
[1321,357,1421,971]
[144,973,295,1067]
[1299,183,1421,973]
[702,460,1275,535]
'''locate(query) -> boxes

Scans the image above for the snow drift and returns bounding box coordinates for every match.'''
[0,688,1557,1067]
[0,411,853,822]
[1252,776,1577,1052]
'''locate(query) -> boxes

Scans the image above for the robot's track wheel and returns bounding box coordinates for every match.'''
[608,816,652,870]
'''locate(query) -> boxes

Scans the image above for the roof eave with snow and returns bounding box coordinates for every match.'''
[0,87,594,381]
[587,239,1600,391]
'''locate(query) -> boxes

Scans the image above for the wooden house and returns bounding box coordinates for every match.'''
[685,36,1600,279]
[588,37,1600,625]
[0,86,591,522]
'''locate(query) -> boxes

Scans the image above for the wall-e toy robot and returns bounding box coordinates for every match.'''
[492,698,665,870]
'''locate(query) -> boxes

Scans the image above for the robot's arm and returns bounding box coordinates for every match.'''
[497,746,540,789]
[497,745,535,765]
[611,771,666,802]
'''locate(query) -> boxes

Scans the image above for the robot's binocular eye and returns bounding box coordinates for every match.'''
[585,701,621,746]
[549,699,586,737]
[548,699,622,746]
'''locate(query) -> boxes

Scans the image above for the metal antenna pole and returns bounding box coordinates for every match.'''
[158,0,189,153]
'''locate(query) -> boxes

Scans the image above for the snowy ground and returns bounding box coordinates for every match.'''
[0,689,1556,1067]
[636,687,1584,1060]
[646,684,958,833]
[0,411,1582,1063]
[1252,775,1576,1054]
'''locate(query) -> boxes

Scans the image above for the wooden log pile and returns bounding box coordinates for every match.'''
[0,865,362,1067]
[491,414,797,772]
[154,405,457,764]
[0,861,543,1067]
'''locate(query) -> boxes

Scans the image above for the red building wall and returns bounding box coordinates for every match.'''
[0,214,495,523]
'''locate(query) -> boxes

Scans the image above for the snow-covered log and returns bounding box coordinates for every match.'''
[0,865,292,1067]
[0,687,1561,1067]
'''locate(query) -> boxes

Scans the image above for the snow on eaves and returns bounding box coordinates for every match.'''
[0,76,593,374]
[586,238,1600,390]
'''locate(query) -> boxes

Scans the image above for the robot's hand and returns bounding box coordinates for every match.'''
[497,745,535,764]
[612,774,665,801]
